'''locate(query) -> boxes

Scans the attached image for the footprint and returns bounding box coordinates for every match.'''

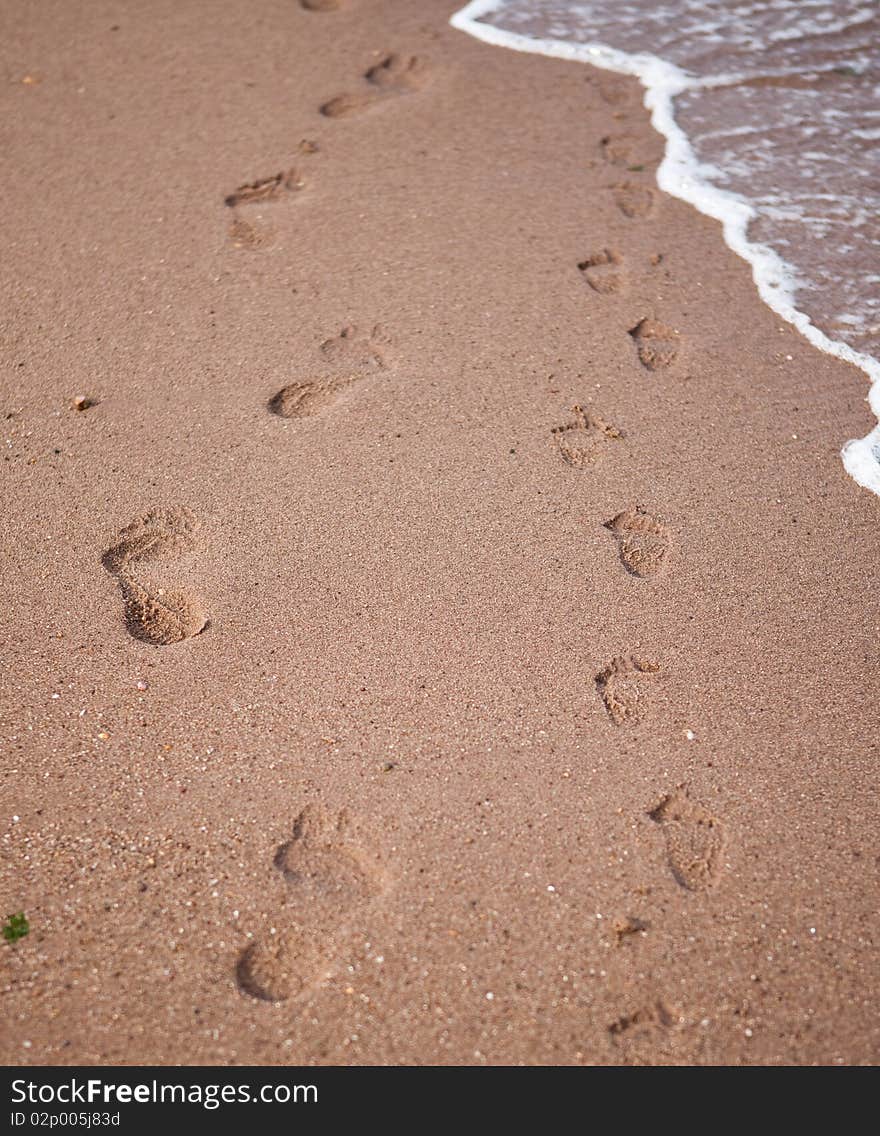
[236,806,387,1004]
[600,134,638,166]
[102,506,199,573]
[595,655,660,725]
[604,507,670,578]
[364,53,429,93]
[318,91,376,119]
[269,327,390,419]
[268,377,355,419]
[228,215,274,250]
[320,54,429,117]
[648,791,726,891]
[236,926,333,1004]
[224,169,304,250]
[613,181,655,219]
[608,1000,684,1061]
[551,405,623,469]
[224,169,303,209]
[113,579,207,646]
[320,323,391,370]
[578,248,625,294]
[273,806,385,913]
[594,75,635,107]
[629,317,680,371]
[613,915,648,944]
[101,508,208,646]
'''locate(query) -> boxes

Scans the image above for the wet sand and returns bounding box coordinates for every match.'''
[1,0,878,1065]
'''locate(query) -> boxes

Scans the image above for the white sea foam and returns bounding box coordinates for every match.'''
[450,0,880,497]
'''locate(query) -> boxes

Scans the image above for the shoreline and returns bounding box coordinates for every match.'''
[451,0,880,498]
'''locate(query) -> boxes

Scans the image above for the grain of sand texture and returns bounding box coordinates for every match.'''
[1,0,878,1067]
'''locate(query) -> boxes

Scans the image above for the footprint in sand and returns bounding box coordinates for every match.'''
[613,181,656,219]
[596,655,660,725]
[268,325,390,419]
[604,507,670,578]
[551,405,623,469]
[236,928,334,1004]
[224,170,304,209]
[648,791,726,891]
[320,53,430,118]
[224,168,304,249]
[600,134,640,166]
[608,1000,685,1062]
[228,215,274,250]
[236,806,388,1004]
[594,75,637,108]
[578,249,625,295]
[629,317,680,371]
[101,507,208,646]
[269,377,357,419]
[320,323,391,369]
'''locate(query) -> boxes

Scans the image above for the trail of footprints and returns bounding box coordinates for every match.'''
[96,47,726,1039]
[224,40,430,248]
[564,127,727,937]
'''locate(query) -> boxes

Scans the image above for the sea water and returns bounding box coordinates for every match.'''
[451,0,880,497]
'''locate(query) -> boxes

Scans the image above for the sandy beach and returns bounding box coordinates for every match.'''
[1,0,878,1066]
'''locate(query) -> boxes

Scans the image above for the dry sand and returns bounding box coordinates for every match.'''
[1,0,878,1066]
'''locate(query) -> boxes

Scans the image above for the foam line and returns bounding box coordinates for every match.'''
[450,0,880,498]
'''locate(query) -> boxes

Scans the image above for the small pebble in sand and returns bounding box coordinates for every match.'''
[72,395,95,411]
[136,680,148,691]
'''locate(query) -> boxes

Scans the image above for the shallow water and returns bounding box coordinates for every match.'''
[452,1,880,495]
